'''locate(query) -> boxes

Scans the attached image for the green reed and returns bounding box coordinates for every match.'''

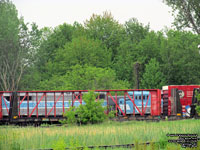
[0,119,199,150]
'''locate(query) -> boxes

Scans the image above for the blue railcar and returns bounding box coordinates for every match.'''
[118,91,151,115]
[1,91,152,117]
[1,94,106,116]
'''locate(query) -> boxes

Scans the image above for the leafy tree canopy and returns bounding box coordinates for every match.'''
[160,30,200,85]
[50,36,111,76]
[141,58,166,89]
[163,0,200,34]
[85,11,125,61]
[39,65,130,90]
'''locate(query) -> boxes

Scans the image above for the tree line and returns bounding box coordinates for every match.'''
[0,0,200,91]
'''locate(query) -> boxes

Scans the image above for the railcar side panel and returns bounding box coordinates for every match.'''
[162,85,200,116]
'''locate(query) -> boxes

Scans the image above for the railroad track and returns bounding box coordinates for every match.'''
[36,142,157,150]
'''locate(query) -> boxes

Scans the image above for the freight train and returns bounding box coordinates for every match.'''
[0,85,199,124]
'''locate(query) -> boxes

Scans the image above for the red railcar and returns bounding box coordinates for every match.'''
[0,85,199,124]
[162,85,200,116]
[0,89,161,123]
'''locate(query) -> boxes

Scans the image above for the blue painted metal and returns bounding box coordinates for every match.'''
[1,96,107,109]
[118,91,151,115]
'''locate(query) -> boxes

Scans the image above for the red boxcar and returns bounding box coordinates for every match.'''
[162,85,200,116]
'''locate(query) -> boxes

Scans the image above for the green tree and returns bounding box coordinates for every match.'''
[36,23,74,79]
[0,0,20,91]
[141,58,166,89]
[160,30,200,85]
[50,36,111,76]
[38,65,130,90]
[125,18,150,44]
[18,22,43,90]
[130,31,164,85]
[163,0,200,34]
[113,39,135,82]
[0,0,39,91]
[113,19,150,86]
[38,23,74,62]
[135,31,164,69]
[85,11,125,61]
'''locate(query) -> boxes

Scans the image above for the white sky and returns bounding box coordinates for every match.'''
[12,0,174,31]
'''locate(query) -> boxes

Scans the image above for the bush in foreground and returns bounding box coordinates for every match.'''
[63,91,107,125]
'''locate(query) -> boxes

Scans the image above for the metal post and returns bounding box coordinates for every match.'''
[45,93,47,118]
[142,91,144,116]
[107,92,109,114]
[115,92,117,116]
[79,92,82,104]
[36,93,38,118]
[9,95,11,115]
[133,91,135,116]
[0,93,2,120]
[54,92,56,117]
[62,92,64,114]
[72,92,74,107]
[18,95,20,118]
[124,92,126,115]
[27,92,29,117]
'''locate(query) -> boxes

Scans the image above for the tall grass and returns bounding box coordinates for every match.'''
[0,119,200,149]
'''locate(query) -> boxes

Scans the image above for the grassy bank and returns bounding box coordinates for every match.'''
[0,119,200,149]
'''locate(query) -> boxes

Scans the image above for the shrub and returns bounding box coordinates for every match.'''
[62,91,107,125]
[76,91,106,124]
[195,92,200,115]
[61,106,77,125]
[52,138,67,150]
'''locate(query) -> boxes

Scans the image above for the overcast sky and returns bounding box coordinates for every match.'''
[12,0,174,31]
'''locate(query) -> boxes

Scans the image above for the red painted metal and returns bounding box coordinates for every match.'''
[72,93,82,106]
[2,96,9,114]
[132,91,135,116]
[54,93,56,117]
[36,93,38,118]
[27,92,29,117]
[79,92,82,104]
[151,90,161,116]
[62,92,64,115]
[19,93,27,106]
[125,92,143,115]
[115,92,117,116]
[9,95,12,114]
[0,93,2,119]
[124,92,126,115]
[142,91,144,116]
[18,96,20,117]
[107,92,125,116]
[29,93,45,117]
[144,95,150,114]
[162,85,200,116]
[106,92,109,114]
[0,89,162,119]
[47,93,63,117]
[45,93,47,117]
[18,93,28,117]
[72,92,74,107]
[15,89,159,93]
